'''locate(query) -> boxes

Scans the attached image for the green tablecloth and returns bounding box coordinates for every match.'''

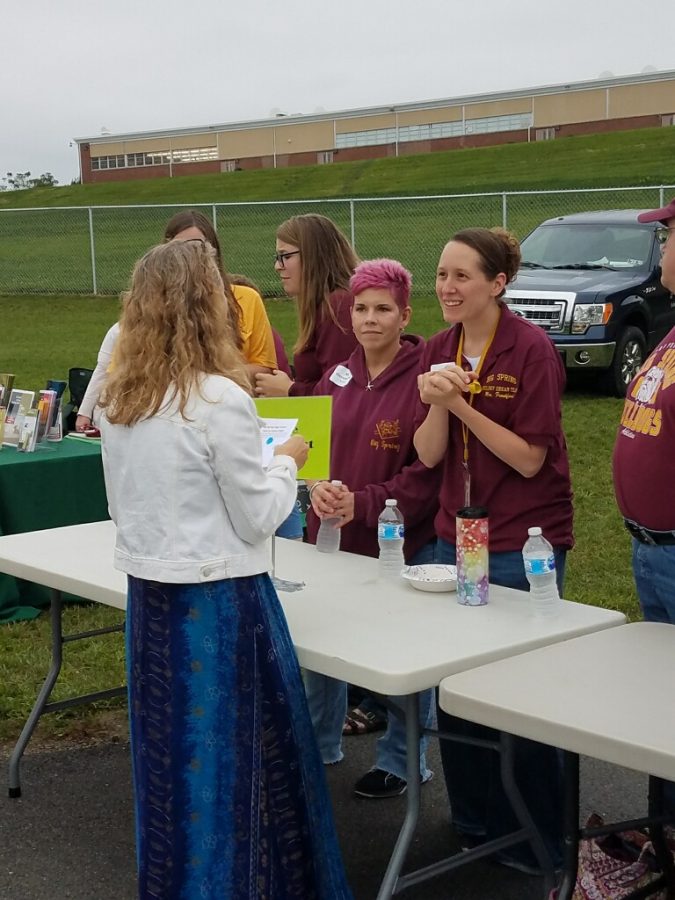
[0,437,109,623]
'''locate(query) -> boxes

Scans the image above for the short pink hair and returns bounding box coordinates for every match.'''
[349,258,412,309]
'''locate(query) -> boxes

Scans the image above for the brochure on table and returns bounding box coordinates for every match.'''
[0,373,15,409]
[2,390,35,447]
[255,396,332,482]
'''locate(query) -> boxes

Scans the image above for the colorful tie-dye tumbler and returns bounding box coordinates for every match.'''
[456,506,489,606]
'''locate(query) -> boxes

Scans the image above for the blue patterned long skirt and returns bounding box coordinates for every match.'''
[126,573,353,900]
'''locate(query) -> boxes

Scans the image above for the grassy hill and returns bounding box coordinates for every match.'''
[2,126,674,297]
[1,126,674,211]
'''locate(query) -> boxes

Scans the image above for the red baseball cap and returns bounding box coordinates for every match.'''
[637,197,675,224]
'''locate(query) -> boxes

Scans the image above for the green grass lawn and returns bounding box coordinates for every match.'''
[1,125,673,296]
[0,294,635,744]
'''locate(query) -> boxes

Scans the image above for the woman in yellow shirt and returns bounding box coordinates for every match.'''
[75,211,277,432]
[164,210,277,378]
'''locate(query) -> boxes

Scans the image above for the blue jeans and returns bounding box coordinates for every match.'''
[435,538,567,869]
[632,540,675,624]
[632,539,675,813]
[275,498,303,540]
[304,540,439,781]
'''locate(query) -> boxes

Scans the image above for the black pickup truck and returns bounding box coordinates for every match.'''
[504,210,675,395]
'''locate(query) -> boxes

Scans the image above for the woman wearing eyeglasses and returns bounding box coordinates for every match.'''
[254,214,359,397]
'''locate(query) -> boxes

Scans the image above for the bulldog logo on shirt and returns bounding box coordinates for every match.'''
[619,347,675,438]
[635,366,665,404]
[370,419,401,452]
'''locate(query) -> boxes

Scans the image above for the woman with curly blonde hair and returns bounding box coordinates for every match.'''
[100,240,352,900]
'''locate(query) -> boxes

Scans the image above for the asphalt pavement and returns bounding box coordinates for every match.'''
[0,729,647,900]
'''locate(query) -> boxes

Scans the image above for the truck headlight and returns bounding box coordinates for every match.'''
[571,303,612,334]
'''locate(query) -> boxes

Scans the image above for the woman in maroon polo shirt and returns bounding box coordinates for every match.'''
[414,227,573,874]
[255,214,359,397]
[306,258,442,800]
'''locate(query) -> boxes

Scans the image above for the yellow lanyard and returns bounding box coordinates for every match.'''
[454,309,501,502]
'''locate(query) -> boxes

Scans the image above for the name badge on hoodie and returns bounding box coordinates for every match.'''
[330,365,353,387]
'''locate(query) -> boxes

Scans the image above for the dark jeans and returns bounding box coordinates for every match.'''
[631,539,675,814]
[436,538,568,869]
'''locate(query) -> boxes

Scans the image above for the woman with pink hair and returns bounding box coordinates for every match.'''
[306,259,442,799]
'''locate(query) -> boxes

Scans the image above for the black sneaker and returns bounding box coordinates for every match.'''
[353,768,407,799]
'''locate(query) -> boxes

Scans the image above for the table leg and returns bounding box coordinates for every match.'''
[8,588,126,799]
[376,693,420,900]
[499,732,556,894]
[8,589,65,798]
[648,776,675,894]
[553,751,580,900]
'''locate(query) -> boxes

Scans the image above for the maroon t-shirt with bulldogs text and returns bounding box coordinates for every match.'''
[613,326,675,531]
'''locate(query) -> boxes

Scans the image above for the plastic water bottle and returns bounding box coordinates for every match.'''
[522,526,560,616]
[378,499,405,579]
[316,480,343,553]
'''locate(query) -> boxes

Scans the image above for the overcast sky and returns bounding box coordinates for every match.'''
[2,0,673,186]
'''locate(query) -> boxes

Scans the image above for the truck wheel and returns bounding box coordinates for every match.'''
[606,326,646,396]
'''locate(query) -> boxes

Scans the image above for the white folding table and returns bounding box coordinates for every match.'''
[439,623,675,899]
[0,520,626,898]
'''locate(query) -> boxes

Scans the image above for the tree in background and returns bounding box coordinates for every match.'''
[0,171,59,191]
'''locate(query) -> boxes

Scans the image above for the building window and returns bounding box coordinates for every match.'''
[317,151,334,164]
[336,111,532,150]
[535,127,556,141]
[172,146,218,163]
[221,159,237,172]
[92,147,217,172]
[662,114,675,126]
[146,152,170,166]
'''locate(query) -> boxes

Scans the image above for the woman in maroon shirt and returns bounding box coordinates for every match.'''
[306,259,442,800]
[414,227,573,875]
[255,214,358,397]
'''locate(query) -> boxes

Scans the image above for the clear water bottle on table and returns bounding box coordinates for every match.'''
[522,526,560,617]
[378,499,405,579]
[316,480,343,553]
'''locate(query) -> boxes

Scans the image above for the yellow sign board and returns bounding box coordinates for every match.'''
[254,396,332,481]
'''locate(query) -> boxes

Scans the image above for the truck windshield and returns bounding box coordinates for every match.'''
[520,224,652,271]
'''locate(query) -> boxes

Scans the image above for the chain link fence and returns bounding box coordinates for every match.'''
[1,185,673,296]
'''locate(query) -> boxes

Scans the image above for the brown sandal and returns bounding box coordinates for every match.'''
[342,706,387,736]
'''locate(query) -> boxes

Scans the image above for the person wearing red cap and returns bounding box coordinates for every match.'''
[613,197,675,625]
[613,198,675,813]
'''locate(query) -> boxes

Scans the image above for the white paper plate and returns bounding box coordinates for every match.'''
[402,564,458,593]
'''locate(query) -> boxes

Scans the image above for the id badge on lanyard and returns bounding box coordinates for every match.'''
[455,310,501,506]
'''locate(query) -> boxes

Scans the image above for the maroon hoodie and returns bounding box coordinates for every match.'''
[307,334,442,561]
[272,329,292,378]
[289,289,358,396]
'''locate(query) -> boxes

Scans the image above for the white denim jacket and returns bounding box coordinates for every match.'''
[100,374,297,583]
